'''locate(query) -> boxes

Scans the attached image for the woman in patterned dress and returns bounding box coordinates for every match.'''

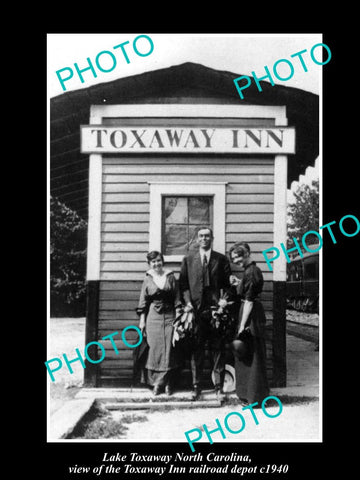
[136,251,182,395]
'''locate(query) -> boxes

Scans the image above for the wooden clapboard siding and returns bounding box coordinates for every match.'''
[102,222,274,233]
[227,194,274,203]
[103,193,149,203]
[103,213,149,222]
[103,164,274,175]
[102,223,149,233]
[101,251,268,263]
[102,243,148,252]
[102,192,274,204]
[103,203,150,213]
[104,181,274,192]
[102,156,274,164]
[101,270,275,282]
[101,233,274,245]
[101,262,273,276]
[227,204,274,213]
[226,213,273,223]
[97,155,275,386]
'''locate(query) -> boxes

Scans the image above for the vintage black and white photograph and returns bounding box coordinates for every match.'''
[47,33,322,447]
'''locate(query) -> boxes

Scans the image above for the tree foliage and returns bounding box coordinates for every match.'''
[287,180,319,246]
[50,196,87,316]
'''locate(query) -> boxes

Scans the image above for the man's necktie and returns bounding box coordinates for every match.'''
[203,254,210,287]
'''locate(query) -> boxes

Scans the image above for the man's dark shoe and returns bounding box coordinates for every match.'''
[191,385,202,401]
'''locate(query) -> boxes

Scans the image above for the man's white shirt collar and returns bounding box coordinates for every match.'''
[200,249,211,263]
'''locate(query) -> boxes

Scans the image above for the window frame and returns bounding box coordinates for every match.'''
[161,195,214,256]
[149,182,227,262]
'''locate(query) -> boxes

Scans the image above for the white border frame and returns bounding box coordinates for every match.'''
[86,110,103,280]
[273,113,289,282]
[90,103,287,121]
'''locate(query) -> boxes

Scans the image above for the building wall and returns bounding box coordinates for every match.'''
[96,154,275,386]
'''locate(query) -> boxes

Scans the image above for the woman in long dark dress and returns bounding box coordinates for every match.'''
[229,242,269,405]
[136,251,182,396]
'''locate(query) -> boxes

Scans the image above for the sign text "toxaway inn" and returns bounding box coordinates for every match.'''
[81,127,295,154]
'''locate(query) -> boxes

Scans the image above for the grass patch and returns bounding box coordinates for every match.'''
[67,402,148,439]
[272,395,319,405]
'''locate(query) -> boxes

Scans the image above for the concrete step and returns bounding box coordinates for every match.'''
[75,388,227,410]
[49,398,94,439]
[75,387,232,402]
[104,400,222,410]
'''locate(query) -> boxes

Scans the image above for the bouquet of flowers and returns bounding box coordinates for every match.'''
[210,292,235,337]
[172,308,195,346]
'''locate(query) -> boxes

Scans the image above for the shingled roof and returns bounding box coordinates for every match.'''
[50,62,319,220]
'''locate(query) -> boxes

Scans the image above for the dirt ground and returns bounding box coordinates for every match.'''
[48,315,320,442]
[114,402,319,442]
[48,318,85,415]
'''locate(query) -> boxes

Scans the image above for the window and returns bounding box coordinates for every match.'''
[149,182,226,262]
[162,196,213,255]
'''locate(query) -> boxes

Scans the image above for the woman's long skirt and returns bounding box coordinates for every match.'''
[233,301,269,404]
[145,304,179,387]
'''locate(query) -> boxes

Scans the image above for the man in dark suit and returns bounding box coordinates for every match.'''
[179,227,232,400]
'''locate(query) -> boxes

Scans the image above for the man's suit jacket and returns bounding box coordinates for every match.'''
[179,249,232,310]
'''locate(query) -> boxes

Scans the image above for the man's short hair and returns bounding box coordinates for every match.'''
[197,226,214,238]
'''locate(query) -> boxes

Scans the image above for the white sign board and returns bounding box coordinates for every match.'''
[81,126,295,154]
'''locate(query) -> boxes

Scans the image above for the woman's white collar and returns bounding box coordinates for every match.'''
[146,268,173,277]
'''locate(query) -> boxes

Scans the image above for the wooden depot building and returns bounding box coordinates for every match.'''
[50,62,319,388]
